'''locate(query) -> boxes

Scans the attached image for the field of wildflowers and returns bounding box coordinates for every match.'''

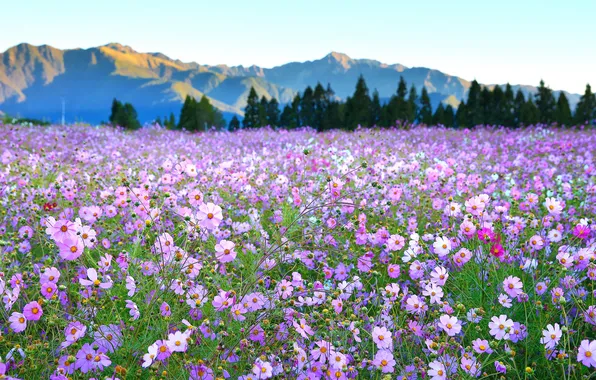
[0,124,595,379]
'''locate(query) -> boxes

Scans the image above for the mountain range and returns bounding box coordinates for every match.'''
[0,43,582,124]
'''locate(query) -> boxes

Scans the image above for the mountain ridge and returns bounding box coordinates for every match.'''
[0,43,582,123]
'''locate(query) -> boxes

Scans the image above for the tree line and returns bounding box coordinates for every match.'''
[108,77,596,131]
[239,77,596,130]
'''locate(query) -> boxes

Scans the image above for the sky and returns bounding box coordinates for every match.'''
[1,0,595,94]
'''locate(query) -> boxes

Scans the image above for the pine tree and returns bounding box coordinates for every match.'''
[479,87,492,125]
[432,103,445,126]
[344,75,372,130]
[168,113,176,129]
[178,95,195,130]
[419,87,432,125]
[466,80,482,126]
[503,84,515,126]
[455,101,468,128]
[490,86,504,125]
[554,92,572,126]
[155,116,162,126]
[513,90,526,127]
[109,98,140,129]
[300,86,315,128]
[444,105,455,128]
[242,87,260,129]
[258,96,269,127]
[228,115,240,131]
[535,80,556,124]
[407,84,418,124]
[109,98,122,125]
[266,98,280,127]
[520,97,539,126]
[396,76,409,122]
[575,84,596,124]
[370,90,382,127]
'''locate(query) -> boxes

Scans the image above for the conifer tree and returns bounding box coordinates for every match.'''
[554,92,572,126]
[513,89,526,127]
[444,105,455,128]
[419,87,432,125]
[242,87,260,129]
[503,84,515,126]
[370,90,382,127]
[266,98,280,127]
[535,80,556,124]
[466,80,482,126]
[258,96,269,127]
[228,115,240,131]
[344,75,372,130]
[575,84,596,124]
[432,103,445,126]
[455,101,468,128]
[520,97,539,125]
[407,84,418,123]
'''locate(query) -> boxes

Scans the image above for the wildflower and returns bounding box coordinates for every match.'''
[472,338,493,354]
[428,360,447,380]
[577,339,596,368]
[167,331,189,353]
[437,315,461,336]
[544,197,563,215]
[373,349,395,373]
[215,239,237,263]
[540,323,562,349]
[23,301,43,321]
[488,315,514,340]
[56,236,84,261]
[293,318,314,339]
[372,326,393,349]
[196,202,223,230]
[79,268,112,289]
[8,312,27,332]
[502,276,523,297]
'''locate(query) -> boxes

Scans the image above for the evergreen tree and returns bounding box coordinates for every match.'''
[258,96,269,127]
[479,87,492,125]
[155,116,162,126]
[419,87,432,125]
[312,83,327,131]
[228,115,240,131]
[266,98,280,127]
[109,98,140,129]
[407,84,418,124]
[178,95,195,130]
[466,80,483,126]
[503,84,515,126]
[396,76,409,122]
[455,101,468,128]
[344,75,372,130]
[554,92,572,126]
[490,86,504,125]
[167,113,176,129]
[280,105,294,129]
[444,105,455,128]
[300,86,315,127]
[575,84,596,124]
[513,89,526,127]
[370,90,382,127]
[243,87,260,129]
[178,95,225,131]
[520,97,539,126]
[535,80,556,124]
[432,103,445,126]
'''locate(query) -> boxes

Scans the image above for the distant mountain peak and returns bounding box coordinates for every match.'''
[102,42,136,53]
[325,51,352,68]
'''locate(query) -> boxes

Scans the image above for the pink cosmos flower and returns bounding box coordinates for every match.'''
[252,359,273,379]
[489,315,514,340]
[372,326,392,349]
[79,268,112,289]
[167,331,189,353]
[23,301,43,321]
[438,315,461,336]
[9,312,27,332]
[188,189,204,206]
[293,318,314,339]
[40,282,57,299]
[472,338,493,354]
[56,236,84,261]
[41,267,60,283]
[387,264,400,278]
[428,360,447,380]
[540,323,562,349]
[373,349,396,373]
[46,219,77,242]
[578,339,596,368]
[196,202,223,230]
[215,240,236,263]
[502,276,523,297]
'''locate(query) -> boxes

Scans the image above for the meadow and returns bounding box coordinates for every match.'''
[0,124,595,379]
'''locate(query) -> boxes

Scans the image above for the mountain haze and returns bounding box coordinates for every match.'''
[0,43,581,124]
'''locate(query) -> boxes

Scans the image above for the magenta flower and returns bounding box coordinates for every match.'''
[373,349,396,373]
[578,339,596,368]
[23,301,43,321]
[502,276,523,297]
[8,312,27,332]
[40,282,58,299]
[572,224,590,239]
[56,236,84,261]
[46,219,77,242]
[196,202,223,230]
[372,326,392,349]
[214,240,236,263]
[79,268,112,289]
[437,315,462,336]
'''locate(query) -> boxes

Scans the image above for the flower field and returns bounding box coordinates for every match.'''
[0,124,595,379]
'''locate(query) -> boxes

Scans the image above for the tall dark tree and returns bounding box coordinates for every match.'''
[513,89,526,127]
[466,80,483,126]
[155,116,162,126]
[266,98,280,127]
[535,80,556,124]
[575,84,596,124]
[228,115,240,131]
[406,85,418,124]
[167,113,176,129]
[520,96,539,126]
[299,86,315,127]
[455,101,468,128]
[243,87,260,129]
[178,96,195,130]
[419,87,432,125]
[490,86,504,125]
[258,96,269,126]
[344,75,372,130]
[444,105,455,128]
[178,95,225,131]
[502,84,515,126]
[479,87,492,125]
[370,90,382,127]
[554,92,572,126]
[432,103,445,126]
[109,99,140,129]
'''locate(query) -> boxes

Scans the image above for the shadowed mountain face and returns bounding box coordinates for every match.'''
[0,43,581,124]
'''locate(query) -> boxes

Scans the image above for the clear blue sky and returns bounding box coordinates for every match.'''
[1,0,594,93]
